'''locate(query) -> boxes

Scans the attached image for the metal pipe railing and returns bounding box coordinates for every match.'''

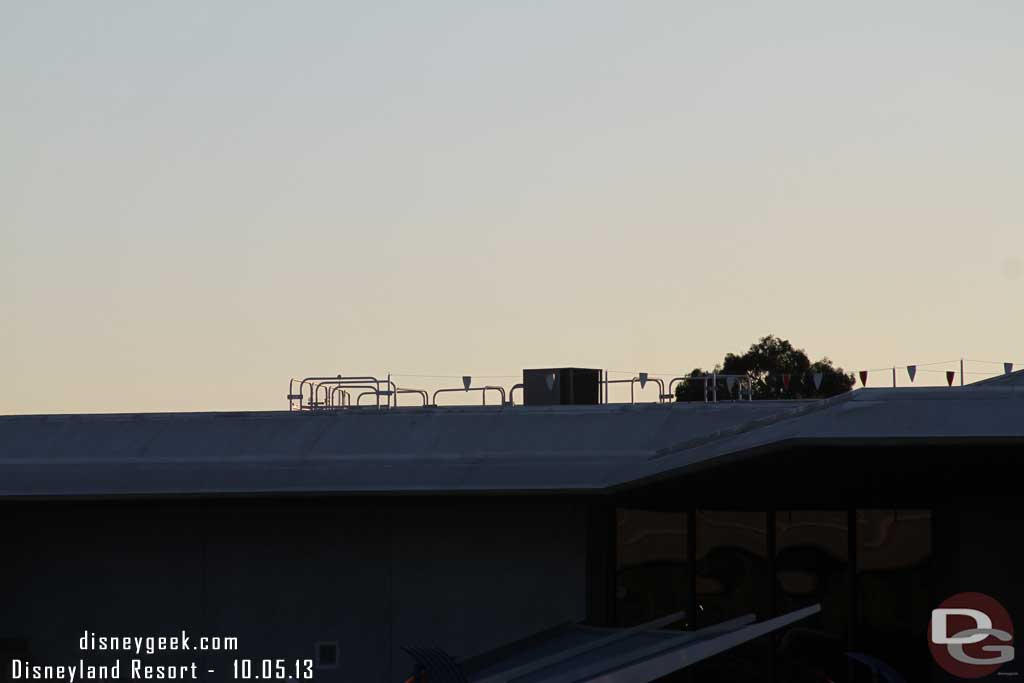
[600,378,635,403]
[289,368,760,410]
[318,380,377,409]
[321,376,390,409]
[668,374,753,402]
[357,391,383,406]
[289,376,324,410]
[289,376,391,410]
[431,385,507,407]
[629,376,667,403]
[327,388,351,407]
[330,384,378,408]
[395,388,429,406]
[600,377,669,404]
[290,376,347,410]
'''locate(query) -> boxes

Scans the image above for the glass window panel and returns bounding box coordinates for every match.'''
[615,509,689,628]
[695,510,770,683]
[856,509,932,683]
[775,510,849,683]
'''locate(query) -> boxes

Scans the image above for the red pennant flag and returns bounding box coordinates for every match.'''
[859,370,868,386]
[782,373,791,389]
[946,371,955,386]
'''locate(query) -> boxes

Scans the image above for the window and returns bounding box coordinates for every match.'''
[695,510,769,683]
[615,509,689,628]
[775,511,849,683]
[856,509,932,683]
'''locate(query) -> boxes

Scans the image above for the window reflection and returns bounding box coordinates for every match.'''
[775,511,849,683]
[695,511,770,683]
[856,509,931,683]
[610,507,932,683]
[615,509,688,628]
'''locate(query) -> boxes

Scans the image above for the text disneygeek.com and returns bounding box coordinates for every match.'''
[10,631,315,681]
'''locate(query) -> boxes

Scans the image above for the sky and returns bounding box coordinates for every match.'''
[2,0,1022,414]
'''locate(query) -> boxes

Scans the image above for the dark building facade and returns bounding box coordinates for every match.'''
[3,380,1024,682]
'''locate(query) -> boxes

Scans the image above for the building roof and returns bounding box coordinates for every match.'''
[969,367,1024,386]
[1,383,1022,499]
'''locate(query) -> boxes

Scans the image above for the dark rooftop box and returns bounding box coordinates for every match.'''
[522,368,601,406]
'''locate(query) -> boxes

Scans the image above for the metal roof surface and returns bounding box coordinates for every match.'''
[1,385,1022,498]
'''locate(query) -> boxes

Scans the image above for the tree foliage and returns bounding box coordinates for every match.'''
[673,335,854,401]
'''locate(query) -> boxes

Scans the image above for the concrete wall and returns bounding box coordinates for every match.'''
[0,498,587,683]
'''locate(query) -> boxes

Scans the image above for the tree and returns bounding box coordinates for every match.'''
[674,335,854,402]
[673,368,713,402]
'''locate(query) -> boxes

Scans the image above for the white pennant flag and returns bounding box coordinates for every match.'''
[907,365,917,383]
[812,372,823,390]
[726,376,737,392]
[1005,362,1014,375]
[463,375,472,391]
[639,372,648,389]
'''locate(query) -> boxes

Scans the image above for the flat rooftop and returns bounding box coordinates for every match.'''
[3,376,1024,499]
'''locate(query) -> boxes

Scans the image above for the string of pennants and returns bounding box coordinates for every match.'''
[747,361,1016,390]
[622,358,1019,393]
[856,361,1015,387]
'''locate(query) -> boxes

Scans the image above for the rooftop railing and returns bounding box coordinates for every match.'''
[287,372,754,411]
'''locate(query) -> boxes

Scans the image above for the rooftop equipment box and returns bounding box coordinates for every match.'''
[523,368,601,406]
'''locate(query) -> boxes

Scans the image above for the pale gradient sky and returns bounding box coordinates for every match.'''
[2,1,1022,414]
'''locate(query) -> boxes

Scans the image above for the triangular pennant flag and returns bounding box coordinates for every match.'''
[1005,362,1014,375]
[726,376,737,392]
[782,374,791,390]
[639,372,648,389]
[812,372,823,390]
[906,365,917,383]
[946,371,955,386]
[859,370,868,386]
[463,375,472,391]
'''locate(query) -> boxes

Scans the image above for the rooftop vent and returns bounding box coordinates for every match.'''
[522,368,601,406]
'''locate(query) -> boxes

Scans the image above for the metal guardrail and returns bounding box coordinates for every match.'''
[288,370,761,410]
[631,375,667,403]
[289,375,396,411]
[431,385,507,407]
[667,374,754,402]
[395,388,430,406]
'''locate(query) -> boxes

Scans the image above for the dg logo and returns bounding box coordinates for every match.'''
[929,592,1015,678]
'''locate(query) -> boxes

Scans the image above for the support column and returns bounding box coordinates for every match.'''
[585,501,616,626]
[767,509,777,683]
[688,507,697,630]
[847,507,858,653]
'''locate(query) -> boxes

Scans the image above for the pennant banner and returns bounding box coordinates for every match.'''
[859,370,868,386]
[907,365,917,383]
[463,375,472,391]
[812,372,823,390]
[1006,362,1014,375]
[946,371,955,386]
[639,372,648,389]
[782,374,791,390]
[726,376,737,392]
